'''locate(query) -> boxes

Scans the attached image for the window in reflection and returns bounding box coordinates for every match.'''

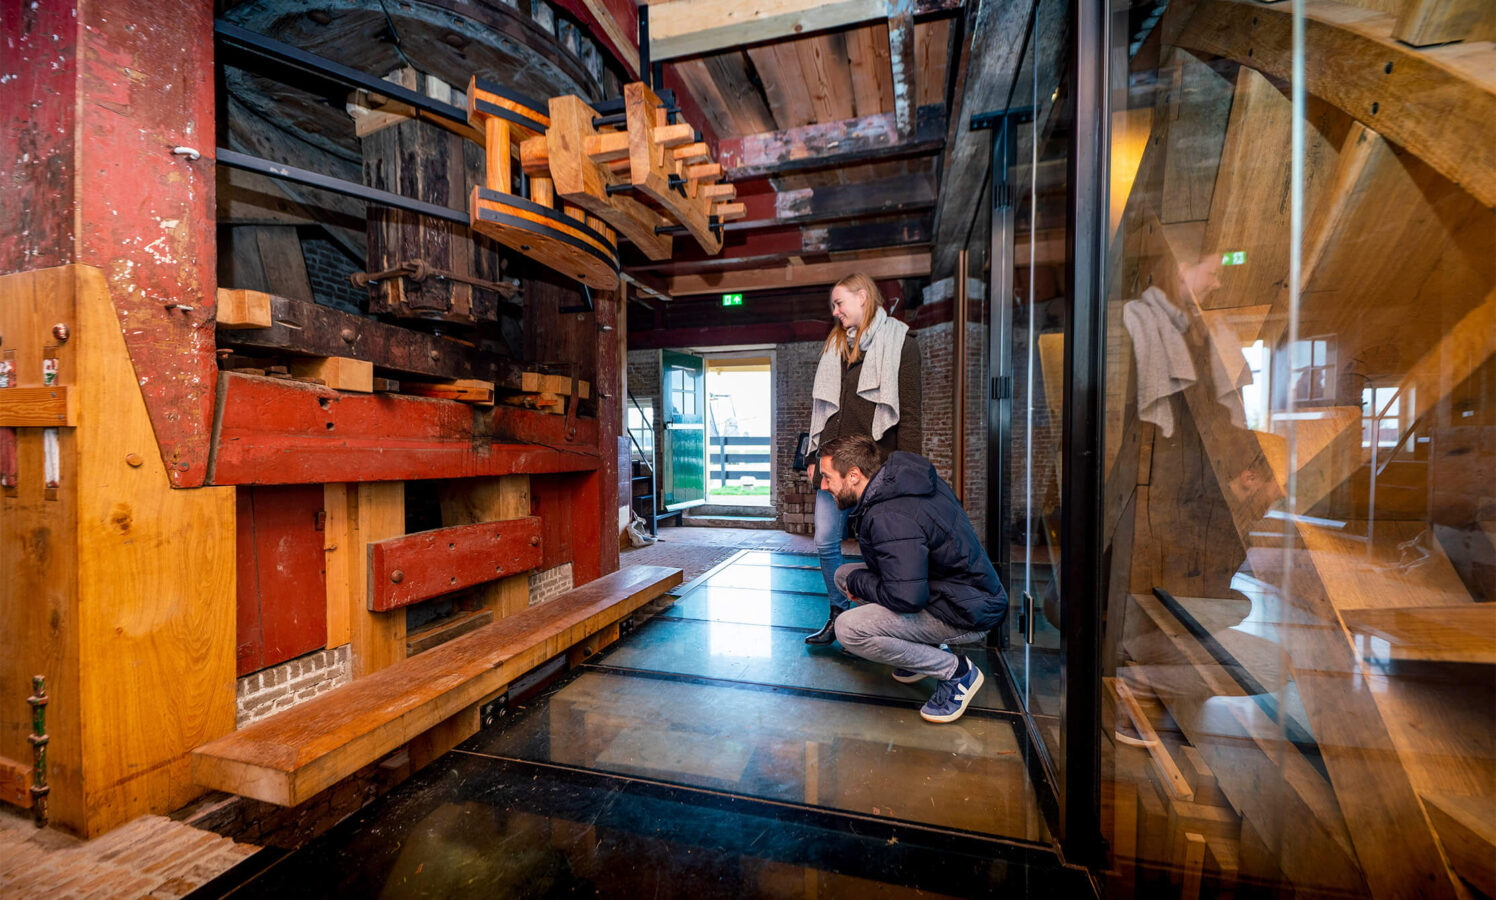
[708,622,772,659]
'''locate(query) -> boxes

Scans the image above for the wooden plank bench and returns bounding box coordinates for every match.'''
[190,564,682,807]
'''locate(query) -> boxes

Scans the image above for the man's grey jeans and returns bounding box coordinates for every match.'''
[831,563,987,681]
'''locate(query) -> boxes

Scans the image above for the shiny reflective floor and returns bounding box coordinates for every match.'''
[214,551,1081,898]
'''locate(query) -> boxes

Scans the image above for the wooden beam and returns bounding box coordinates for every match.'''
[664,251,930,295]
[207,373,599,486]
[1178,0,1496,208]
[633,217,932,275]
[719,105,945,180]
[350,482,406,678]
[1340,605,1496,665]
[739,173,938,229]
[215,288,273,330]
[367,518,544,612]
[888,10,917,136]
[648,0,962,61]
[930,0,1039,279]
[1422,794,1496,900]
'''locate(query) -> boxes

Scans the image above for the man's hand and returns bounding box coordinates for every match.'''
[805,461,818,489]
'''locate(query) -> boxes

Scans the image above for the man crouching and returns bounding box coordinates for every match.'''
[817,434,1006,724]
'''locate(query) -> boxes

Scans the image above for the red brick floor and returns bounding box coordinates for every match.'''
[621,525,857,582]
[0,807,256,899]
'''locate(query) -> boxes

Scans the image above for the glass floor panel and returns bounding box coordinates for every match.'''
[702,564,832,595]
[224,753,1081,899]
[733,550,862,569]
[659,585,830,631]
[464,669,1048,842]
[598,617,1013,713]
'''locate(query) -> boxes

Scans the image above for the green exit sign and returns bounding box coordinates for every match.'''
[722,293,744,307]
[1221,251,1247,266]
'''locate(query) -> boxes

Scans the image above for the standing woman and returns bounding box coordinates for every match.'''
[803,273,922,645]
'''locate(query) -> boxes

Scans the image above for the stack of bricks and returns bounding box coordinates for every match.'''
[236,645,352,729]
[528,562,575,606]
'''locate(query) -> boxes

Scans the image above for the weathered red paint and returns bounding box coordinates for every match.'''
[530,475,577,571]
[0,0,218,486]
[368,517,544,612]
[209,373,600,485]
[235,485,329,676]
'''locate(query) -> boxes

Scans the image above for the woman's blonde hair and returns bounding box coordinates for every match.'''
[824,273,885,364]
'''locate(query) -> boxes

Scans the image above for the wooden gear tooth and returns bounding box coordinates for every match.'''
[712,202,746,222]
[672,142,710,164]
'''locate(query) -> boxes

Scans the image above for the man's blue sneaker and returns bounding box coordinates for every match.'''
[920,659,984,723]
[891,668,924,684]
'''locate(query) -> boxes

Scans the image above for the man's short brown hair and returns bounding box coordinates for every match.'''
[818,434,884,480]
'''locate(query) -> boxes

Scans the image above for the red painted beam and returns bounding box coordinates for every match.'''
[209,373,600,485]
[368,518,544,612]
[0,0,217,486]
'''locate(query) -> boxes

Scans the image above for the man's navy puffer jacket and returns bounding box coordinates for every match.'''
[844,451,1007,632]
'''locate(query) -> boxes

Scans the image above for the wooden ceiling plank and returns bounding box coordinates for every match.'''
[649,0,966,59]
[914,17,952,107]
[847,21,896,117]
[748,42,820,129]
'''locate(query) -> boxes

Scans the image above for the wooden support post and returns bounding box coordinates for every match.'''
[953,249,967,499]
[888,10,917,137]
[487,118,512,194]
[350,482,406,678]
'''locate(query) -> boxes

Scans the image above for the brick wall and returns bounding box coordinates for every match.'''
[772,340,822,533]
[528,562,574,605]
[299,231,366,313]
[236,645,351,729]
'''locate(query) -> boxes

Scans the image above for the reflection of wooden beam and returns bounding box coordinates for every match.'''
[1341,605,1496,665]
[648,0,961,61]
[665,251,930,295]
[719,106,945,180]
[1178,0,1496,207]
[1392,0,1496,47]
[1423,794,1496,900]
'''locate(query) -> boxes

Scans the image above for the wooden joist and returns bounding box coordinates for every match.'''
[190,565,683,806]
[1422,794,1496,900]
[368,518,544,612]
[664,250,930,295]
[402,379,495,405]
[287,357,373,393]
[718,105,946,180]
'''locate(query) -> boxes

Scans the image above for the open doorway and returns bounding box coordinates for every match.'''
[704,354,773,509]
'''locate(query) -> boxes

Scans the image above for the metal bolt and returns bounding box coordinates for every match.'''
[51,324,70,342]
[390,569,404,584]
[125,453,143,468]
[340,328,356,343]
[429,349,440,361]
[172,146,201,160]
[529,535,540,546]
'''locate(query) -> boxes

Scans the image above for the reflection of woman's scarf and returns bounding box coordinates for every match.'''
[808,307,910,451]
[1122,286,1193,437]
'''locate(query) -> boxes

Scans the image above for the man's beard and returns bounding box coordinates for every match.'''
[833,486,859,510]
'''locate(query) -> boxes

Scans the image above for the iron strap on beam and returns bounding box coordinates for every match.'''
[216,148,470,225]
[214,19,471,126]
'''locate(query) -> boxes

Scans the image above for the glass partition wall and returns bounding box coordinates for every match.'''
[1094,0,1494,896]
[979,0,1493,891]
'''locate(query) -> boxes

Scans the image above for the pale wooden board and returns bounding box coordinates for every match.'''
[351,482,406,678]
[437,475,532,619]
